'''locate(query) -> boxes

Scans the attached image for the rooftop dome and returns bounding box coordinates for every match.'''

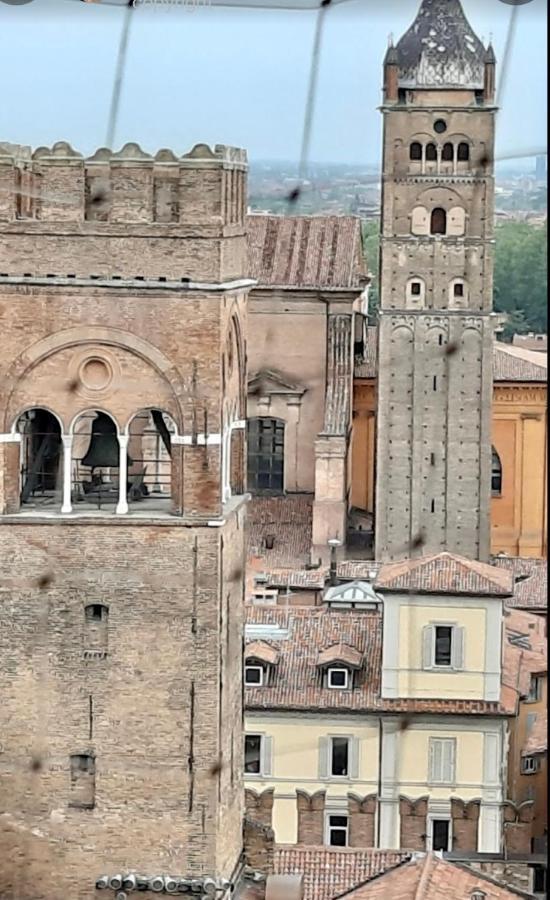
[394,0,487,89]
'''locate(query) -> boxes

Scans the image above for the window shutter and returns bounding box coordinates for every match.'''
[262,736,273,777]
[443,740,456,784]
[422,626,435,670]
[429,738,443,782]
[451,627,465,670]
[318,737,329,779]
[350,737,360,780]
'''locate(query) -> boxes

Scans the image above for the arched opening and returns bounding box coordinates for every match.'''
[449,278,468,308]
[410,142,422,161]
[491,447,503,496]
[127,408,177,511]
[406,277,426,309]
[247,417,285,494]
[71,411,123,510]
[430,208,447,235]
[17,408,62,509]
[457,142,470,162]
[442,143,454,162]
[425,143,437,162]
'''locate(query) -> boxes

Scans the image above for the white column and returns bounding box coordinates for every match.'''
[61,434,73,514]
[116,434,129,515]
[223,427,231,502]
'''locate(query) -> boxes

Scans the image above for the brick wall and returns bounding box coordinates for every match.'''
[399,796,429,851]
[296,791,326,845]
[450,799,480,851]
[348,793,377,848]
[245,790,275,830]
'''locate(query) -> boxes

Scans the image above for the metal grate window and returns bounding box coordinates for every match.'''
[247,418,285,493]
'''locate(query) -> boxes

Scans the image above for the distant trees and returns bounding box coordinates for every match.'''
[361,220,548,340]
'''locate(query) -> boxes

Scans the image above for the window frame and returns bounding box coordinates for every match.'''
[325,813,349,847]
[491,447,503,497]
[521,755,540,775]
[434,625,453,668]
[85,603,109,623]
[246,416,285,494]
[244,664,265,687]
[327,667,350,690]
[244,733,264,776]
[329,736,350,778]
[428,737,457,786]
[430,207,447,235]
[409,141,422,161]
[423,623,464,671]
[526,675,543,703]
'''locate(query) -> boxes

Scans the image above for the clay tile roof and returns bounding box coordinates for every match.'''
[394,0,486,90]
[323,316,352,435]
[317,642,363,669]
[523,709,548,756]
[502,608,547,702]
[375,552,513,597]
[245,605,509,716]
[245,641,279,666]
[493,342,547,382]
[273,846,408,900]
[246,215,367,291]
[491,556,548,611]
[337,852,532,899]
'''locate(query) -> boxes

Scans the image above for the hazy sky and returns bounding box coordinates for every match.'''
[0,0,546,165]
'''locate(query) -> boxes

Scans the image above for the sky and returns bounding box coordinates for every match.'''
[0,0,547,166]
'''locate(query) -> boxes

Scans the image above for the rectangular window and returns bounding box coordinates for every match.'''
[245,665,264,687]
[411,282,421,296]
[435,626,452,666]
[330,737,349,777]
[521,756,540,775]
[429,818,451,852]
[244,735,262,774]
[429,738,456,784]
[327,814,349,847]
[69,753,95,809]
[527,675,543,703]
[454,283,464,297]
[328,668,349,690]
[533,865,547,893]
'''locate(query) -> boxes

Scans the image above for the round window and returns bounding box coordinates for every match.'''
[434,119,447,134]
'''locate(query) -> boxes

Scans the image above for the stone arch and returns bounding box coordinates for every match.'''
[10,405,64,435]
[449,277,469,309]
[406,276,426,309]
[3,326,185,433]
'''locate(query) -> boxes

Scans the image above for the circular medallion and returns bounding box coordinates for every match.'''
[79,357,112,391]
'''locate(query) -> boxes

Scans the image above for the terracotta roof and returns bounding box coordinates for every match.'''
[491,556,547,612]
[245,640,280,667]
[394,0,486,90]
[354,329,548,384]
[493,342,547,383]
[502,607,547,702]
[273,846,408,900]
[337,852,532,899]
[512,334,547,353]
[375,552,513,597]
[246,215,366,291]
[523,709,547,756]
[317,642,363,669]
[323,315,352,435]
[245,606,512,716]
[247,496,313,574]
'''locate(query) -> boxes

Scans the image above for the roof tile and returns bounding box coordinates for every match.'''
[273,846,408,900]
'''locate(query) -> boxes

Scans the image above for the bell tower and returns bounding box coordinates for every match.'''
[374,0,499,562]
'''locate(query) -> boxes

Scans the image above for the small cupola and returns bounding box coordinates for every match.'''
[323,579,381,611]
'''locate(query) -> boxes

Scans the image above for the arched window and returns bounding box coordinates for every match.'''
[71,411,122,510]
[17,408,62,509]
[442,143,454,162]
[491,448,502,496]
[431,208,447,235]
[406,277,426,308]
[127,408,177,511]
[410,142,422,161]
[457,142,470,162]
[425,143,437,161]
[411,206,430,236]
[247,417,284,493]
[449,278,468,307]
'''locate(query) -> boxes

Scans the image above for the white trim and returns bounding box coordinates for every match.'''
[0,433,21,443]
[324,811,350,847]
[427,814,452,852]
[61,434,73,514]
[115,435,129,515]
[0,275,257,292]
[231,419,246,430]
[207,519,225,527]
[245,665,264,687]
[172,433,222,446]
[327,668,350,690]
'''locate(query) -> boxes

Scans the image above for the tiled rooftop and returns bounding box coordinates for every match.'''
[337,852,532,899]
[492,556,548,612]
[502,607,547,702]
[354,327,548,384]
[273,846,408,900]
[247,215,366,291]
[376,552,514,597]
[244,605,514,716]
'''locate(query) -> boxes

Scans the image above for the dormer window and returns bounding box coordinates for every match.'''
[245,665,264,687]
[327,668,350,690]
[317,642,363,689]
[244,640,279,687]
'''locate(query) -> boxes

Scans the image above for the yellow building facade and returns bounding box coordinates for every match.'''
[352,340,547,558]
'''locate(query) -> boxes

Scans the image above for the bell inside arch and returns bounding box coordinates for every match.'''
[81,413,133,470]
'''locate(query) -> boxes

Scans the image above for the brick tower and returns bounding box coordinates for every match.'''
[0,141,250,898]
[374,0,499,562]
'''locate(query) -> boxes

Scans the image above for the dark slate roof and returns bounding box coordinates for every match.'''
[246,215,367,290]
[394,0,487,89]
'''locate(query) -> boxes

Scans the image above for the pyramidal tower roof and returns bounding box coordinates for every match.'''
[394,0,487,89]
